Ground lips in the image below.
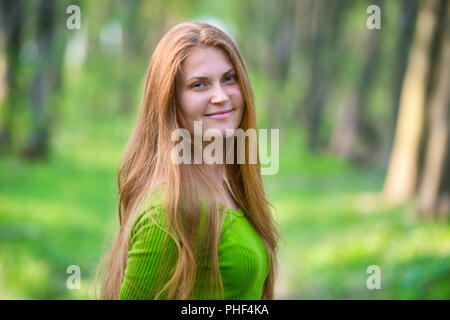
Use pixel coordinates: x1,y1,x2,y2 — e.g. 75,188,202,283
205,109,233,119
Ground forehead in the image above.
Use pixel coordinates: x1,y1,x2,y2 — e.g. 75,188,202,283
181,46,234,80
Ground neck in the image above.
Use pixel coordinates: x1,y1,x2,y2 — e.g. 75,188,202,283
199,139,230,197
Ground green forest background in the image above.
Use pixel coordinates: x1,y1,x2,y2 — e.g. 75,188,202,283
0,0,449,299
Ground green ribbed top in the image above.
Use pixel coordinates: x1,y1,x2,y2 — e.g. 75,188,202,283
118,194,269,300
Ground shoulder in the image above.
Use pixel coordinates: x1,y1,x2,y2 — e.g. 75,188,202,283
128,190,170,248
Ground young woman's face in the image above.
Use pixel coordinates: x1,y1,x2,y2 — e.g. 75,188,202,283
176,46,244,136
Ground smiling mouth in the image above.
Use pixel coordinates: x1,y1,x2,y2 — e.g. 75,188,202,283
205,109,233,119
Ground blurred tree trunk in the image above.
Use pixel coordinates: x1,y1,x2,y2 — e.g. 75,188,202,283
383,0,419,165
302,0,349,151
118,0,141,114
383,0,441,204
264,0,301,129
0,0,23,153
233,0,301,129
233,0,313,129
22,0,65,159
417,1,450,219
329,0,382,162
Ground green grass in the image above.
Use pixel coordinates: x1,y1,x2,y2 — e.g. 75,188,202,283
0,75,132,298
266,132,450,299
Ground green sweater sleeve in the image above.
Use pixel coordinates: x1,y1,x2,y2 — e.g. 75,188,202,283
118,207,178,300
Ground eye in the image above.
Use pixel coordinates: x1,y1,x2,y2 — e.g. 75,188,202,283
224,74,237,82
192,82,206,88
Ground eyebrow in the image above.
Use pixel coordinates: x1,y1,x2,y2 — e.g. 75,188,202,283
185,68,235,83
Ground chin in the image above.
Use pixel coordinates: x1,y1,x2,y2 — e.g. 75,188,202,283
212,122,239,136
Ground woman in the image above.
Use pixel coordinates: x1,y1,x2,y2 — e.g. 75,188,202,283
95,21,280,300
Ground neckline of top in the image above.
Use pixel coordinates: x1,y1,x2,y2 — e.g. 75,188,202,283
225,206,244,217
148,184,244,217
229,209,244,217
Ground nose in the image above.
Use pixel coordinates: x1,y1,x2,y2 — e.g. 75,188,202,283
210,85,230,104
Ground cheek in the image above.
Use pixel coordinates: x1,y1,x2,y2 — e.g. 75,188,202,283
228,87,245,123
228,87,244,110
179,92,209,119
